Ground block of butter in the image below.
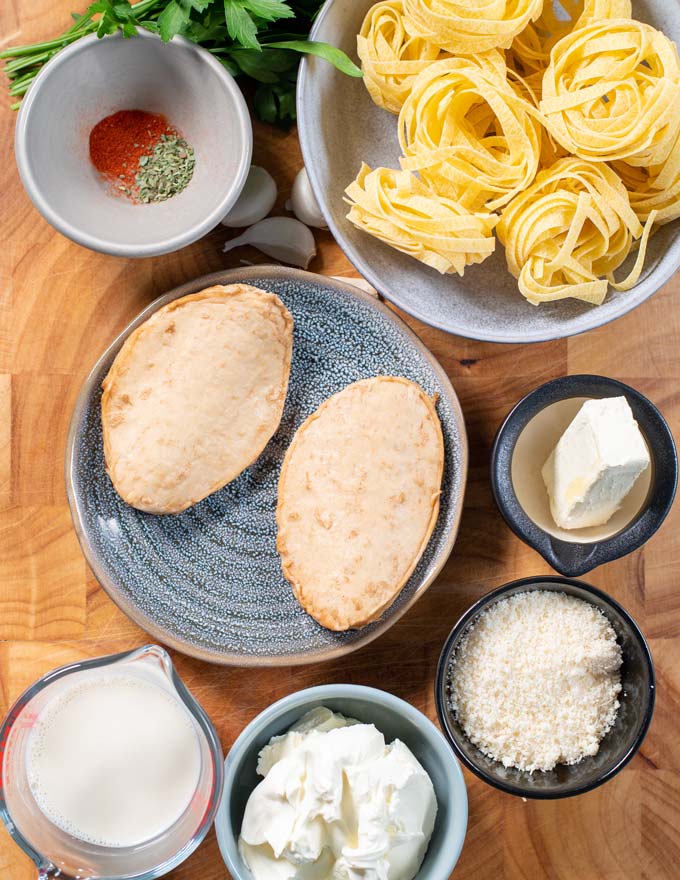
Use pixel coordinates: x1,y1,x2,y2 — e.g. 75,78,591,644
542,397,650,530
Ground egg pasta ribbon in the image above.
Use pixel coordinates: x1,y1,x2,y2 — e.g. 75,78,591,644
508,0,631,81
578,0,632,24
345,164,497,275
509,0,583,79
612,136,680,225
541,19,680,167
402,0,543,54
398,54,542,211
497,157,656,305
358,0,444,114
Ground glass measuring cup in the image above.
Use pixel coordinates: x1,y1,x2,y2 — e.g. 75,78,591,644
0,644,223,879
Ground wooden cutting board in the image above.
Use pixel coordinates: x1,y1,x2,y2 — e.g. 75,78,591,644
1,3,679,878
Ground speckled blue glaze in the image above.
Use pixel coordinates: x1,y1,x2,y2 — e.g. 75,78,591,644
66,268,467,666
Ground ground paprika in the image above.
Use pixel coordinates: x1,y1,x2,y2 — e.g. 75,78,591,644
89,109,173,197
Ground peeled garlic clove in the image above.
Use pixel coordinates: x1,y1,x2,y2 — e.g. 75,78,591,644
223,217,317,269
289,168,328,229
221,166,277,228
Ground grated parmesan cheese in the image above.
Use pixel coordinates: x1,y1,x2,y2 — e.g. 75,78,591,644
447,591,622,773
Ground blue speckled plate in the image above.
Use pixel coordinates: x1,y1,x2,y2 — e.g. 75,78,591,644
66,267,467,666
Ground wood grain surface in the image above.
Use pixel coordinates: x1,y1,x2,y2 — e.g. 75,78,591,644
1,4,679,878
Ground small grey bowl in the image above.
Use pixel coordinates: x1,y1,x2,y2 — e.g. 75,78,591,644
435,576,655,799
490,375,677,577
215,684,468,879
15,30,252,257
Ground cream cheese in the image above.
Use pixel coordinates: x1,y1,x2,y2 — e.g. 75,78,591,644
542,396,650,530
238,707,437,880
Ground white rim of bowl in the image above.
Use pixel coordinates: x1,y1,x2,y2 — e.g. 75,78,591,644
215,684,469,879
296,0,680,344
14,30,253,258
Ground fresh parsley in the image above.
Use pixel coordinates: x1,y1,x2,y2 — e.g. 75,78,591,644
1,0,361,126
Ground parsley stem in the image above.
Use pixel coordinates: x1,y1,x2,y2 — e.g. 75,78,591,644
0,0,160,59
9,80,32,97
7,69,37,86
0,36,82,59
4,51,55,73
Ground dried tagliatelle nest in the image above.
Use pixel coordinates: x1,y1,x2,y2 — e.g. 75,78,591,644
508,0,632,80
346,0,680,307
540,18,680,166
398,52,542,212
497,158,656,305
357,0,445,113
402,0,544,55
345,164,497,274
612,143,680,226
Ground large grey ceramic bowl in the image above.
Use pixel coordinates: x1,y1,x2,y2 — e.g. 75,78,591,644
298,0,680,342
66,267,467,666
15,30,252,257
215,685,468,879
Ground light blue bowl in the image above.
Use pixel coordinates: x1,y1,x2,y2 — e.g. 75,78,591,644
215,685,468,879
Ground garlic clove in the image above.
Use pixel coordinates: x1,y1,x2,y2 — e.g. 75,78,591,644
290,168,328,229
223,217,317,269
221,166,277,228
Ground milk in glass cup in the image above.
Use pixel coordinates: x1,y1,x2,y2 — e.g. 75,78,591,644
0,644,223,880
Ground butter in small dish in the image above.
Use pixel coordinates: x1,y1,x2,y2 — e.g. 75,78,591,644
542,396,651,531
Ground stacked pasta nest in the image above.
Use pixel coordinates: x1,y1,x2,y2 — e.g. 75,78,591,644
345,0,680,306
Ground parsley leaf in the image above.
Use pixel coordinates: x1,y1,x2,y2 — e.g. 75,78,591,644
242,0,295,22
223,0,260,50
255,79,297,127
2,0,363,128
265,39,362,77
158,0,192,41
229,46,298,81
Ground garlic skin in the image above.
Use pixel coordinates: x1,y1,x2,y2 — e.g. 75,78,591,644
223,217,317,269
289,168,328,229
221,166,277,228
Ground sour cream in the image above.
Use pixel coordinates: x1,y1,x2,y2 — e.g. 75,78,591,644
238,707,437,880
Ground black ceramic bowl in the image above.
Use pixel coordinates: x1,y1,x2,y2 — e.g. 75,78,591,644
491,375,677,577
435,576,655,799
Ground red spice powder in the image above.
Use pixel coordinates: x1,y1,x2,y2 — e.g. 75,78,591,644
89,109,174,194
